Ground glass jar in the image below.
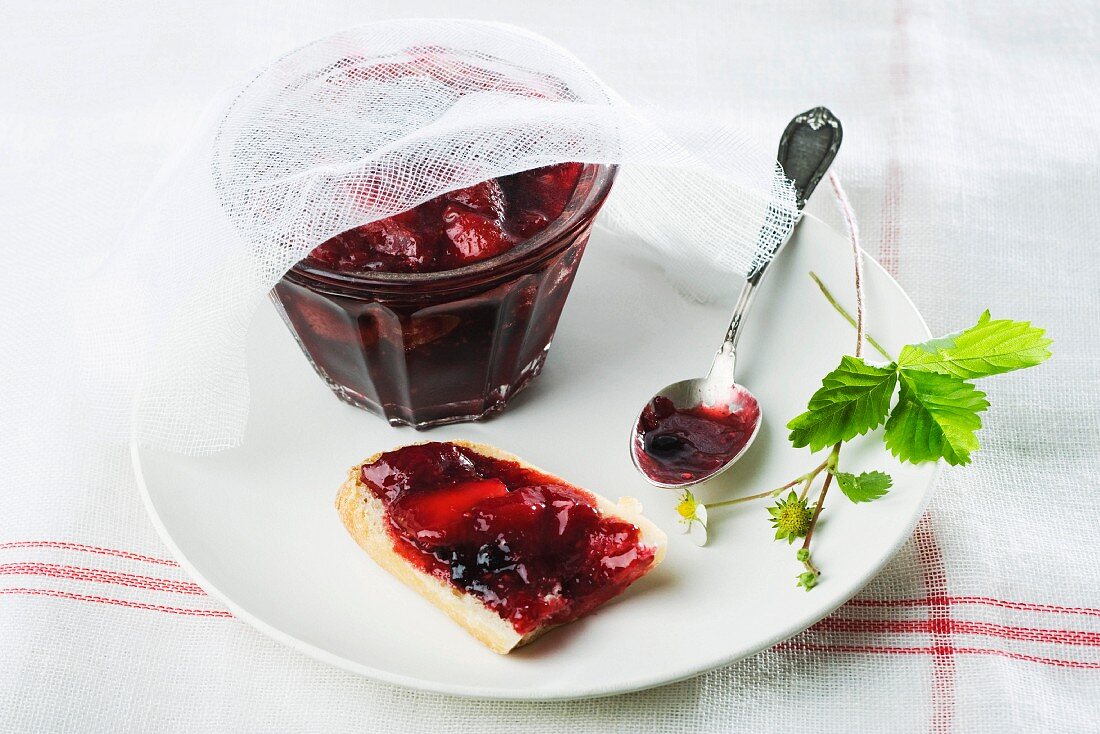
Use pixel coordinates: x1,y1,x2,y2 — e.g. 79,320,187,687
271,163,616,428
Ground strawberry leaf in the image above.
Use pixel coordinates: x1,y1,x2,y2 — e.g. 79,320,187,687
898,311,1052,379
884,370,989,465
834,470,892,503
787,356,898,452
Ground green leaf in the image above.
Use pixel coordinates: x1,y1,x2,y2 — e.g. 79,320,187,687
787,356,898,452
834,470,893,503
883,370,989,465
898,310,1052,379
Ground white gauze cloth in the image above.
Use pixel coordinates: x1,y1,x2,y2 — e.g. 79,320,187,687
79,19,796,456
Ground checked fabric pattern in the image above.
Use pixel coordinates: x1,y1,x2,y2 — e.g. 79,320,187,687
2,0,1098,731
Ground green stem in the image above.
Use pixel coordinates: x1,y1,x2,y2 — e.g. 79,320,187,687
707,486,789,509
801,552,819,577
800,443,841,564
809,272,894,361
798,474,814,501
709,458,831,510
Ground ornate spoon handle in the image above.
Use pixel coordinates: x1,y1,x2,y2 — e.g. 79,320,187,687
709,107,843,379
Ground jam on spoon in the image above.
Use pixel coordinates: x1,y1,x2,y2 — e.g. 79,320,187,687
633,394,761,486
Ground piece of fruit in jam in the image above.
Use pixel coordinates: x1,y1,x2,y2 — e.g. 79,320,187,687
359,442,657,634
633,395,760,485
305,163,583,274
389,478,509,546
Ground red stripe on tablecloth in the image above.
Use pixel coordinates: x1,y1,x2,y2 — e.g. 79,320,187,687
10,561,1096,649
879,0,907,280
776,641,1100,670
879,166,902,276
813,617,1100,648
882,4,952,724
0,541,179,566
0,562,205,595
9,582,1100,671
10,539,1099,618
0,588,232,618
7,539,1098,677
913,516,956,733
7,579,1099,672
845,596,1100,618
4,561,1099,674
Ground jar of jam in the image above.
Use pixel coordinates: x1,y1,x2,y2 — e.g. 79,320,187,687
271,162,616,428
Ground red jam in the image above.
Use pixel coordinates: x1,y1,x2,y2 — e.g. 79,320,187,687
633,395,760,484
273,162,612,428
359,442,657,635
306,163,583,273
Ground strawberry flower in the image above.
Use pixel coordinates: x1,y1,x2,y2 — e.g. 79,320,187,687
676,490,708,546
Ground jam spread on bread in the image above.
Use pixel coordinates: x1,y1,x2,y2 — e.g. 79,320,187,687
306,163,583,273
359,442,657,634
633,395,759,484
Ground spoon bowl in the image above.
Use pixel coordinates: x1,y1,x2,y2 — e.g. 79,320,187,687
629,379,762,488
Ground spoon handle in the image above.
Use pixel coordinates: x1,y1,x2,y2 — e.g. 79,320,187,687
708,107,843,379
777,106,844,210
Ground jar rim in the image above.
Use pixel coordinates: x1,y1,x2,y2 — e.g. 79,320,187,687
288,162,617,288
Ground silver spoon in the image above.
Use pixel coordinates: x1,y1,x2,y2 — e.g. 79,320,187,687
630,107,843,488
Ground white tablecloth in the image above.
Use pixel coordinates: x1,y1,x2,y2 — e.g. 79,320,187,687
3,1,1098,731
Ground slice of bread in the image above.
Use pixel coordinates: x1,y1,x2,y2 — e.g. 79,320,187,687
335,440,667,654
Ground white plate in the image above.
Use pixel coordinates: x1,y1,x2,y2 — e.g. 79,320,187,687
134,214,936,700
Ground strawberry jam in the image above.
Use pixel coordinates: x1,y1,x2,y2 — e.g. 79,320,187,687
306,164,583,274
633,395,760,484
359,442,657,635
272,162,615,428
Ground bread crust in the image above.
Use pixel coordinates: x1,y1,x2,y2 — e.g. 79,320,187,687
335,440,667,654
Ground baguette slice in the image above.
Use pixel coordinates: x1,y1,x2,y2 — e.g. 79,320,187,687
336,440,667,654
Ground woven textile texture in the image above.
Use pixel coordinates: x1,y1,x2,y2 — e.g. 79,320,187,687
2,1,1098,732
